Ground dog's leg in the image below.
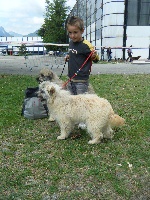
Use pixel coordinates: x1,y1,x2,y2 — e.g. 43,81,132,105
57,122,73,140
48,114,55,122
57,129,70,140
103,125,114,139
88,132,103,144
87,125,103,144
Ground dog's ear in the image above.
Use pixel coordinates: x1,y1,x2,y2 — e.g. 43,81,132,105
49,71,53,77
48,71,54,80
48,86,55,95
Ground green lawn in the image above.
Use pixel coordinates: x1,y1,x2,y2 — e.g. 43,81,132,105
0,74,149,199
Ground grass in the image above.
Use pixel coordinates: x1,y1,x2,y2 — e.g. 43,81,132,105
0,74,149,200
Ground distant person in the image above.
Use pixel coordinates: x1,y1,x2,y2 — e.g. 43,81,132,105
126,45,133,62
107,47,112,62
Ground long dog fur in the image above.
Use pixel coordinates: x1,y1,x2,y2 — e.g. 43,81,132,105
38,81,125,144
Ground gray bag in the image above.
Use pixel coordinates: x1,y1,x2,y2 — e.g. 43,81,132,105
21,87,48,119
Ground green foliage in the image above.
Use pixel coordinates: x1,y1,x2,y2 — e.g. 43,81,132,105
0,74,149,199
38,0,70,51
19,44,27,55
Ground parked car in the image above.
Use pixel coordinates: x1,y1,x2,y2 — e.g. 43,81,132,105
13,52,19,56
58,52,68,57
0,52,5,56
48,51,54,55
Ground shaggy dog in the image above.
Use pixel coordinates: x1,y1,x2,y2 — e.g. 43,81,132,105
36,68,95,94
36,68,64,86
36,68,95,122
38,81,125,144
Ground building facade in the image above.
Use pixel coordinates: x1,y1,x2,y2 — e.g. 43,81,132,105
0,36,46,55
69,0,150,60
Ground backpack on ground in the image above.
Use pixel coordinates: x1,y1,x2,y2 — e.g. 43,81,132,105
21,87,49,120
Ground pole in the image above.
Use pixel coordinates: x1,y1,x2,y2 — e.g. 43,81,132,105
123,0,128,60
101,0,103,59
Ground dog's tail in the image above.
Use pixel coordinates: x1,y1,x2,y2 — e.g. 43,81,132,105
109,113,125,127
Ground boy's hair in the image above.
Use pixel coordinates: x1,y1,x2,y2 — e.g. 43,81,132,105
67,16,84,30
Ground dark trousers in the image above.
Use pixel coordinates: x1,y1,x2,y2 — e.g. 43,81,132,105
126,53,132,62
67,81,89,95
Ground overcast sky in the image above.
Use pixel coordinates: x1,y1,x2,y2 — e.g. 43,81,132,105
0,0,76,35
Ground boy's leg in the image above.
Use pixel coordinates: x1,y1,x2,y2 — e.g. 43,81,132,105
67,81,89,95
67,82,77,95
75,82,89,94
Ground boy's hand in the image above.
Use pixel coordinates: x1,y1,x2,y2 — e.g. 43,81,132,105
65,55,69,62
91,51,97,60
91,51,99,63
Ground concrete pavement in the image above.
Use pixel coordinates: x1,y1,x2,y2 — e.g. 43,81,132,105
0,55,150,75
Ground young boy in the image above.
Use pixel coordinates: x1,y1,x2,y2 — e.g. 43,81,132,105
65,16,99,95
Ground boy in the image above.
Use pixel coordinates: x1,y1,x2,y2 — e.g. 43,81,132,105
65,16,99,95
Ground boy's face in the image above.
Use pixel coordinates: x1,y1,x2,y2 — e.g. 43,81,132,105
67,25,84,43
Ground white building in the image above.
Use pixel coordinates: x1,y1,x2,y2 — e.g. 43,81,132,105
69,0,150,60
0,36,46,55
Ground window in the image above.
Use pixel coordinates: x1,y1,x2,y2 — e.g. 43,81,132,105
127,0,150,26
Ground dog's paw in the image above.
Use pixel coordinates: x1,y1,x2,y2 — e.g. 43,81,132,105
88,139,100,144
48,117,55,122
57,135,66,140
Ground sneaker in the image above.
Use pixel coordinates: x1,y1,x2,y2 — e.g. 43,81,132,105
78,123,87,130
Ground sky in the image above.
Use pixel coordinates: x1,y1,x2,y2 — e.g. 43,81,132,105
0,0,76,35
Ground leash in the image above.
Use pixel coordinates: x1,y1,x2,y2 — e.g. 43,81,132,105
62,50,95,88
59,62,67,79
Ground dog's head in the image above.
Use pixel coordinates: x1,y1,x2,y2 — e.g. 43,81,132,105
36,68,54,83
38,81,60,102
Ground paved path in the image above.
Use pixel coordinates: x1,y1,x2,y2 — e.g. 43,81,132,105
0,55,150,76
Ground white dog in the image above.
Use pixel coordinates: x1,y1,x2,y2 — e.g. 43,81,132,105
38,81,125,144
37,68,95,123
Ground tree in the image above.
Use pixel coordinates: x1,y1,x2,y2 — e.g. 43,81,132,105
19,44,27,55
38,0,70,51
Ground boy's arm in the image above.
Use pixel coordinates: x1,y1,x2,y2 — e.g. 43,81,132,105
83,40,99,63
